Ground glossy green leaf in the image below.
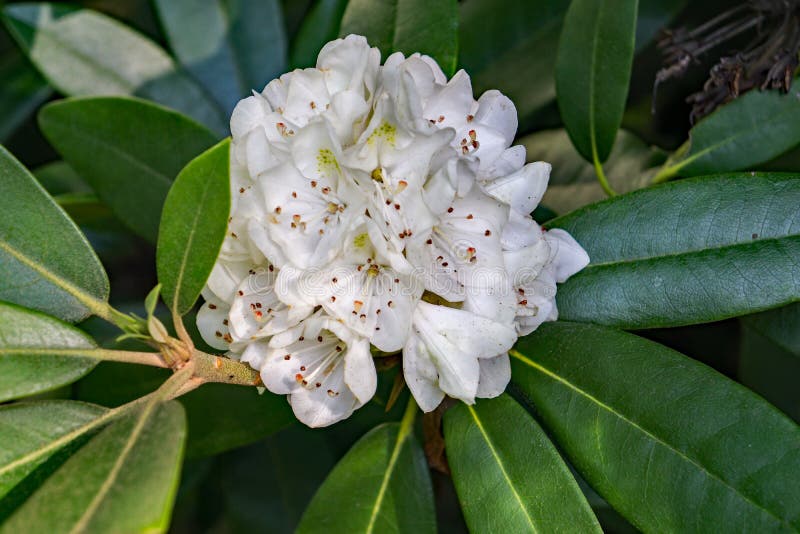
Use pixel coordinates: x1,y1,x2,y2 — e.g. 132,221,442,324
2,3,227,134
297,421,436,533
219,425,352,532
549,173,800,328
0,401,107,502
290,0,348,68
655,77,800,181
511,322,800,532
154,0,286,114
180,384,294,458
38,96,218,242
0,302,98,402
1,401,186,534
444,394,601,533
0,144,109,322
556,0,638,163
521,128,665,214
340,0,458,76
459,0,566,129
157,139,230,315
0,47,51,142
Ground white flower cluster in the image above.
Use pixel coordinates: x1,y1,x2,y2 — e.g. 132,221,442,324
197,35,589,427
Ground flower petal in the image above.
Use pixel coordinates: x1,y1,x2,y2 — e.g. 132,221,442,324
545,228,591,283
289,374,361,428
403,334,445,412
483,161,550,215
196,293,232,350
476,353,511,399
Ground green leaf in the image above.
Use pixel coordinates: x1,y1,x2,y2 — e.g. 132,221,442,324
1,401,187,533
33,161,90,196
0,47,51,142
444,394,601,533
54,193,121,232
742,303,800,357
556,0,639,164
549,173,800,328
459,0,567,129
218,425,338,532
0,144,109,322
157,139,230,315
339,0,458,77
297,420,436,533
520,128,666,214
154,0,286,114
290,0,348,68
655,78,800,181
0,401,107,502
2,3,227,134
38,96,218,242
510,322,800,532
145,285,161,318
180,383,294,458
0,302,99,402
740,313,800,422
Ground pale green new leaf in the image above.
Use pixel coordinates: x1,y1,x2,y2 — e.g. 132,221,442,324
157,139,231,315
655,77,800,181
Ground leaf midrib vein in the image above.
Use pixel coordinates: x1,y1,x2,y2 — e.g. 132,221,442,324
0,239,104,315
467,405,538,533
170,165,216,313
365,420,413,534
68,400,159,533
580,234,800,271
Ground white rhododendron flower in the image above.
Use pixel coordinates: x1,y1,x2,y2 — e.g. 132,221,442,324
197,35,589,427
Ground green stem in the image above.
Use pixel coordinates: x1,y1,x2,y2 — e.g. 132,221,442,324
192,350,263,387
652,164,679,184
0,348,165,367
398,395,418,436
593,155,617,197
